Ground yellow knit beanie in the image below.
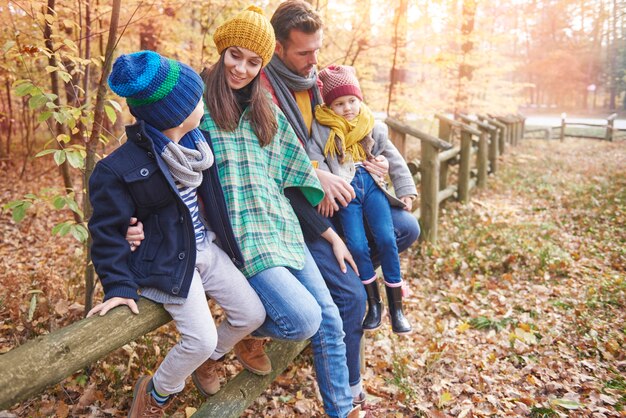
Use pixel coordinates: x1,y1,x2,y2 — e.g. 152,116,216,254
213,5,276,67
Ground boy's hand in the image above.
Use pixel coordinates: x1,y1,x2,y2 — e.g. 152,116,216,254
126,217,144,251
87,297,139,317
362,155,389,178
400,196,415,212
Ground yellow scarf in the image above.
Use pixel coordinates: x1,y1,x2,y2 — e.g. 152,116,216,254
315,102,375,163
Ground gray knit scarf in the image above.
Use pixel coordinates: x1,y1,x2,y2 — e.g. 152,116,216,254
144,123,213,189
264,55,324,144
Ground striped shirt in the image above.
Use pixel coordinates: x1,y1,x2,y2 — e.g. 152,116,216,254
200,105,324,278
175,180,206,243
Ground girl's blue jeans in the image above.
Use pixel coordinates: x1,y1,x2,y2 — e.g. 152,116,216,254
338,167,402,284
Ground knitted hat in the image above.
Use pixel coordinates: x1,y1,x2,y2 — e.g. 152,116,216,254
108,50,204,130
213,5,276,67
318,65,363,106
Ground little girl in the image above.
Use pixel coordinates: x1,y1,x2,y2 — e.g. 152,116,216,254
87,51,265,416
310,65,417,334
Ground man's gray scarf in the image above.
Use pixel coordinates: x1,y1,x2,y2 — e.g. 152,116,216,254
264,55,324,144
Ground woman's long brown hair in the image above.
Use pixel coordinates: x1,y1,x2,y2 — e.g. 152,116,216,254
201,53,278,147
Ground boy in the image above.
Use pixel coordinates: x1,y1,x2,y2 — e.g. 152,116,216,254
310,64,416,334
87,50,265,417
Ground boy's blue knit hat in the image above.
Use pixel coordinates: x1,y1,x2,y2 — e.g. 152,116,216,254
108,50,204,130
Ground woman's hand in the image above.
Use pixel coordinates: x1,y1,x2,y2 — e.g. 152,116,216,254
126,217,144,252
362,155,389,178
87,297,139,317
321,228,359,275
317,198,336,218
400,195,415,212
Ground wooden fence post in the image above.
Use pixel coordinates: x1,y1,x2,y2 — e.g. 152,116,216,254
421,141,440,243
606,113,617,141
437,115,454,193
389,127,407,157
477,131,488,188
560,113,566,142
458,129,472,203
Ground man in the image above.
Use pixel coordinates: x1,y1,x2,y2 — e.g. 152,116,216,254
261,0,421,411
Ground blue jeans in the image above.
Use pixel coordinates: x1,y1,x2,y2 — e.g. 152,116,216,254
248,247,353,418
305,236,366,388
338,167,401,284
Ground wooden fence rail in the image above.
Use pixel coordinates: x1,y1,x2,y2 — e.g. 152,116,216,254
0,112,525,416
387,113,524,243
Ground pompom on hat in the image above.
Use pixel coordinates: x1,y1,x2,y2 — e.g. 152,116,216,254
318,65,363,106
213,5,276,67
108,50,204,130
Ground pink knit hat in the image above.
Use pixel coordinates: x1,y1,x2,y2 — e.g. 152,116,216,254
318,65,363,106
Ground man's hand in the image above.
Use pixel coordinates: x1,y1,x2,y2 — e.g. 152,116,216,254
316,169,355,212
321,228,359,275
362,155,389,178
400,196,415,212
126,217,144,252
87,297,139,317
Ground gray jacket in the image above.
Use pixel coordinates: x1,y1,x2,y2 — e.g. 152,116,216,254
308,120,417,207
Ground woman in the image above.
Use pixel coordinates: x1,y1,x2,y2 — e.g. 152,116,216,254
196,6,360,418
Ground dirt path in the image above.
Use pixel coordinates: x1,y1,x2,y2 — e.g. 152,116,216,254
2,138,625,417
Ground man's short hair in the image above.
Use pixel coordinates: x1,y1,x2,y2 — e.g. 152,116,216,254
270,0,323,44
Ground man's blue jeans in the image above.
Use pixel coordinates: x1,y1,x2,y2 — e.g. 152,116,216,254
248,247,353,418
338,167,401,284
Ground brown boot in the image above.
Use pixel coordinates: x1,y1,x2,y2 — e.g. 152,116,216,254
191,358,222,397
128,376,168,418
347,404,361,418
234,337,272,375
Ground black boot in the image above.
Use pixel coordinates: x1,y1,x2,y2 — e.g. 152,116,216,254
362,281,383,331
385,284,412,335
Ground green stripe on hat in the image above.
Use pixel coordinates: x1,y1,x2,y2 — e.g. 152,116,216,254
127,59,181,107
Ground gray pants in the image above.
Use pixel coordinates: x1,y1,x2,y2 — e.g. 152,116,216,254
152,237,265,395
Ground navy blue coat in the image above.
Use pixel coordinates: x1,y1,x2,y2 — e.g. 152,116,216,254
88,121,243,301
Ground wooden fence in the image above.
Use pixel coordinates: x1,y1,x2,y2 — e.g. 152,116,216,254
0,113,525,415
525,113,623,141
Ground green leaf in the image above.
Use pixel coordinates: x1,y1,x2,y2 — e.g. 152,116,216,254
28,94,49,109
70,224,89,243
45,65,57,73
56,134,71,144
53,150,66,166
51,223,65,235
63,39,78,51
107,99,123,112
12,202,31,222
104,105,117,124
15,82,34,97
37,112,53,122
59,71,72,83
35,149,57,158
52,196,66,209
550,398,583,410
66,151,84,169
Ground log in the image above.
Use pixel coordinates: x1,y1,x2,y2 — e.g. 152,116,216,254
0,299,171,410
193,340,309,417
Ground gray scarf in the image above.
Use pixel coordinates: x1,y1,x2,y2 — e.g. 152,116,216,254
264,55,324,144
145,123,214,189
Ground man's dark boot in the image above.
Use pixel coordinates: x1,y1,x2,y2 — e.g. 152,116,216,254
385,284,412,335
362,281,383,331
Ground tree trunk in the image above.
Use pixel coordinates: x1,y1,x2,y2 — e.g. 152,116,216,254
386,0,408,116
455,0,477,115
83,0,121,315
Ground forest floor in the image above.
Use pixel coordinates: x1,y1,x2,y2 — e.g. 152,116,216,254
0,137,625,417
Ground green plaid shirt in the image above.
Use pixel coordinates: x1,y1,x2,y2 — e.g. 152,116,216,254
201,106,324,278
